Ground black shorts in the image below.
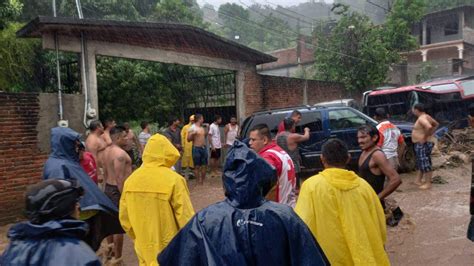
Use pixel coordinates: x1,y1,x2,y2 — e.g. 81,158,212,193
104,184,121,207
210,148,221,159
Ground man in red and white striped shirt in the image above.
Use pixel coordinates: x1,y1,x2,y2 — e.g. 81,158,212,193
374,108,406,171
249,124,297,207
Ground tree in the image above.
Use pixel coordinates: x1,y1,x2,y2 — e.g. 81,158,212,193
0,0,22,29
0,22,41,92
152,0,207,27
218,3,255,44
314,5,391,91
382,0,425,62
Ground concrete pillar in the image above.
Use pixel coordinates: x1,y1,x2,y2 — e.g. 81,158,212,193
459,10,465,39
458,44,464,59
421,49,428,62
235,70,246,123
86,50,98,119
422,20,427,46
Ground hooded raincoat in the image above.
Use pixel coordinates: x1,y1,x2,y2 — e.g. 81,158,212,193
181,123,194,168
158,141,328,266
295,168,389,266
43,127,121,250
0,219,101,266
120,134,195,266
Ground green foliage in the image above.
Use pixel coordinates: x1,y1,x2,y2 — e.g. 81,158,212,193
314,7,391,91
382,0,425,61
97,57,174,124
417,62,434,83
0,22,41,92
152,0,207,27
0,0,22,29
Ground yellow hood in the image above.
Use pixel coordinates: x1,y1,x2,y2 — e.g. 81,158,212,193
142,134,180,168
320,168,360,191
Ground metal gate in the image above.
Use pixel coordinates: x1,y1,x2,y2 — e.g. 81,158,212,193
176,72,237,124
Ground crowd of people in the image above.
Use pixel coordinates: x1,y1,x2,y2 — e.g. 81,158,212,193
2,102,464,266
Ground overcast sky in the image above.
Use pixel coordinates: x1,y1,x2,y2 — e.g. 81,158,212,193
197,0,333,9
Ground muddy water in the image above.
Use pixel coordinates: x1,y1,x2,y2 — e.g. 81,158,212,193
386,163,474,265
2,168,473,265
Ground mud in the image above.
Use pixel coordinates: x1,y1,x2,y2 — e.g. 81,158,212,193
1,167,473,265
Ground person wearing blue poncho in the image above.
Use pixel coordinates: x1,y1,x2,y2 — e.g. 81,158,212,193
158,141,329,266
43,127,123,251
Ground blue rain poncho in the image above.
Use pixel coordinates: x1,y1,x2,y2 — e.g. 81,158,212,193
0,219,100,266
158,141,329,266
43,127,122,250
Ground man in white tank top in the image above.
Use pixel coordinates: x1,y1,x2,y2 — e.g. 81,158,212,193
224,116,240,147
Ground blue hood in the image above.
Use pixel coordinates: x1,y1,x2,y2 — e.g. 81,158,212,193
1,219,101,265
8,219,88,240
50,127,81,162
223,141,276,209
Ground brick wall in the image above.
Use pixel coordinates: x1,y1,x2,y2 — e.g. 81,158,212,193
250,75,348,112
0,93,47,225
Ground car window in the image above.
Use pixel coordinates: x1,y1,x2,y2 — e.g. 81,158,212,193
429,83,458,92
246,113,287,138
329,109,367,130
461,80,474,96
296,111,322,133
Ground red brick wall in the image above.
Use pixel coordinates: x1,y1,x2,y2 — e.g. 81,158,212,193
0,93,47,225
251,75,348,112
243,70,263,116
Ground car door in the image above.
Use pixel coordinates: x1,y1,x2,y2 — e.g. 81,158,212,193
298,111,328,174
327,108,374,170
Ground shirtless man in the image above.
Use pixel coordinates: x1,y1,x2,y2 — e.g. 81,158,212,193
187,114,207,185
412,103,439,190
101,126,132,264
101,119,116,146
357,125,402,204
123,122,142,169
85,120,107,184
276,118,310,188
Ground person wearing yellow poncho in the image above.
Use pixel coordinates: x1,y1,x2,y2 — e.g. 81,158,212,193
181,115,195,179
295,139,389,266
119,134,195,266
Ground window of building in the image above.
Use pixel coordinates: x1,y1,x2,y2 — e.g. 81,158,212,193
445,21,459,36
452,58,463,73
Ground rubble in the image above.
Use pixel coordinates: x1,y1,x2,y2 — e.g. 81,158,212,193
432,128,473,170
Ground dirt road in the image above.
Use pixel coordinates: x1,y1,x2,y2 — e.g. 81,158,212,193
2,165,473,265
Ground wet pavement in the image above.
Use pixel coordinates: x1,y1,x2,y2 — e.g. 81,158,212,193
1,166,473,265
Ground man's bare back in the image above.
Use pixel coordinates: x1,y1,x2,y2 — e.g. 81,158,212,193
412,114,437,143
102,145,132,192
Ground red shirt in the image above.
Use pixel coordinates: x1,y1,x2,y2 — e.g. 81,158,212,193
258,142,296,206
80,151,98,184
277,121,296,134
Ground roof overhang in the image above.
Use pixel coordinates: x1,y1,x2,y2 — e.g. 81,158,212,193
17,16,277,65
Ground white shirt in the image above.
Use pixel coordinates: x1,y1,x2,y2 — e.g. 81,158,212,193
209,123,222,149
138,131,151,146
226,124,239,146
376,121,404,159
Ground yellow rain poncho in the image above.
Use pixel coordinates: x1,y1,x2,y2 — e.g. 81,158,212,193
119,134,195,266
181,120,194,168
295,168,389,266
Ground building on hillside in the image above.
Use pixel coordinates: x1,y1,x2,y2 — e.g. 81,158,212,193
390,5,474,85
257,35,315,78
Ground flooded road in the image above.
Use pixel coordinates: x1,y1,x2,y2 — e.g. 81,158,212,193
2,165,473,265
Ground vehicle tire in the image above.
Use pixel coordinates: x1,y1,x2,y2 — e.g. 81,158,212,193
399,143,416,173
